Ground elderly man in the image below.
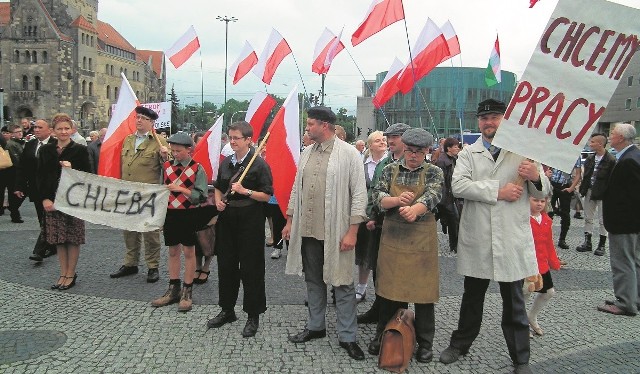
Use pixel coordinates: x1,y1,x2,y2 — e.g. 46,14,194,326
283,106,368,361
369,128,444,363
355,139,366,157
70,120,88,146
439,99,549,374
110,106,169,283
599,123,640,316
87,127,107,174
15,119,57,261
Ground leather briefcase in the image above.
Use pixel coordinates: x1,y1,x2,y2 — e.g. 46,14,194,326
378,308,416,373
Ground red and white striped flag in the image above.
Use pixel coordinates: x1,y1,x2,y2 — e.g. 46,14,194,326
312,28,345,74
229,41,258,85
253,29,292,85
440,20,461,63
98,73,139,178
264,86,300,217
372,57,404,108
397,18,450,94
165,26,200,69
245,92,277,142
351,0,405,46
192,115,224,182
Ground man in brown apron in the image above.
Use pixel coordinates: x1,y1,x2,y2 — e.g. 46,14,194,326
369,128,444,363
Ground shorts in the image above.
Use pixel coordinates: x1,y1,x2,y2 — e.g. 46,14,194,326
163,209,197,246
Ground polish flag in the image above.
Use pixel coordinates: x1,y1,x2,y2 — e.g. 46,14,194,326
440,20,461,63
98,73,139,179
312,28,345,74
245,92,277,142
351,0,405,46
396,18,450,94
264,86,300,217
229,41,258,85
529,0,540,8
165,26,200,69
192,115,224,182
372,57,404,108
253,29,292,85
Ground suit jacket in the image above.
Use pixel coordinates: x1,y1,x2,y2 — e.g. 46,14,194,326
603,145,640,234
37,140,91,201
120,133,168,184
16,137,57,200
87,139,101,174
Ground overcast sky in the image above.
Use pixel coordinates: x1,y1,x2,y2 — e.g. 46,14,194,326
95,0,640,114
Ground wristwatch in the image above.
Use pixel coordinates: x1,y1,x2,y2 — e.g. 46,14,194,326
247,189,253,196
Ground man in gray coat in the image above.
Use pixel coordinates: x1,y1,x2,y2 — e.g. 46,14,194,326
439,99,549,374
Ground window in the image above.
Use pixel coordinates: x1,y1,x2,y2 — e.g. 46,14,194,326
82,80,86,95
106,85,111,99
124,68,128,77
82,33,85,44
83,57,87,69
628,76,634,86
105,64,109,74
42,51,48,63
14,50,19,62
114,86,119,99
89,82,93,96
625,98,632,110
32,51,37,63
88,58,92,70
636,97,640,108
22,75,28,90
33,26,37,37
110,65,114,75
25,50,31,62
90,36,94,46
35,76,41,90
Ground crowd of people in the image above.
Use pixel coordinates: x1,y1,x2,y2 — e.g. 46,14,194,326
2,98,639,374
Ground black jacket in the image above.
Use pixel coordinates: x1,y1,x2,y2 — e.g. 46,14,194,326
36,140,91,202
579,151,616,200
16,137,57,200
603,146,640,234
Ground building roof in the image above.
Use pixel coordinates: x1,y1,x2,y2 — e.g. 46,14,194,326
70,15,97,34
97,20,136,53
0,3,9,27
137,49,165,77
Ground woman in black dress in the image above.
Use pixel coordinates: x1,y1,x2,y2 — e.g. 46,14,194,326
37,113,91,290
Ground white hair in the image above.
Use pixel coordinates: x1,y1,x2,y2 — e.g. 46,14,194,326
612,122,636,141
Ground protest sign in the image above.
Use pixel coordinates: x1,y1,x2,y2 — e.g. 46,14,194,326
111,102,171,130
55,168,169,232
492,0,640,172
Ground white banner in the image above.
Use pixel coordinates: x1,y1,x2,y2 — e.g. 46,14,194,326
492,0,640,172
55,168,169,232
111,102,171,130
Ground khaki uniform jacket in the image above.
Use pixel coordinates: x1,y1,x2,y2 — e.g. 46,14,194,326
121,134,168,184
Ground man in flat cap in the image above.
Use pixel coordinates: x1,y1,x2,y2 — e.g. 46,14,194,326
283,106,368,360
357,122,410,325
369,128,444,363
110,105,169,283
440,99,549,374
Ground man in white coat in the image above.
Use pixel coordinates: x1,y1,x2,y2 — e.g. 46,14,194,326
282,106,368,361
439,99,550,374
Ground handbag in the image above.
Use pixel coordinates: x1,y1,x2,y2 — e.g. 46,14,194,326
0,147,12,170
378,308,416,373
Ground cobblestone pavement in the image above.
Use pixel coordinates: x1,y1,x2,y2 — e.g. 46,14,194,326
1,203,639,373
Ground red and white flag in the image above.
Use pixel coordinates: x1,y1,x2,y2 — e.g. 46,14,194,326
192,115,224,182
253,29,292,85
165,26,200,69
312,28,345,75
372,57,404,108
264,86,300,217
397,18,450,94
529,0,540,8
98,73,139,178
351,0,405,46
440,20,461,63
245,92,277,142
229,41,258,85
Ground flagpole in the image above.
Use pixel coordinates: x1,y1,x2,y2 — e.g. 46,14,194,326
400,2,422,129
343,47,390,127
290,52,310,107
200,49,204,129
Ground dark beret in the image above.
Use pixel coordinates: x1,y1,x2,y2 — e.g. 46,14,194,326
476,99,506,116
383,123,411,136
402,128,434,149
135,106,159,120
307,106,336,124
167,132,193,147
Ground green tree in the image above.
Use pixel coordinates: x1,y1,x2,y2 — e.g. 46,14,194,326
336,107,356,142
169,85,180,134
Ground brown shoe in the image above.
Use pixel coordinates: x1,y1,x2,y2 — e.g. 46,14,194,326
178,286,193,312
151,283,180,307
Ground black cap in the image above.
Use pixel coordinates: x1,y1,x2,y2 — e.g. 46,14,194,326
307,106,336,124
135,106,159,120
476,99,506,117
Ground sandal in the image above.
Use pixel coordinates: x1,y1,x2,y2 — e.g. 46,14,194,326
194,270,210,284
51,276,65,290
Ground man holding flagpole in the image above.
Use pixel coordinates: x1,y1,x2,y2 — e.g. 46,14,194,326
110,106,169,283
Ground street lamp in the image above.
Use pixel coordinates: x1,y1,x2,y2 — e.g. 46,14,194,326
216,15,238,107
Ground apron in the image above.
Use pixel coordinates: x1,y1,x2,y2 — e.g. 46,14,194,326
376,165,439,304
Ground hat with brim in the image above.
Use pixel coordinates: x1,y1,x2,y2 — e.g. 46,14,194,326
383,123,411,136
401,128,434,149
135,106,159,120
476,99,506,117
167,132,193,147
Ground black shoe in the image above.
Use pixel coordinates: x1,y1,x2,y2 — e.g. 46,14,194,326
59,274,77,291
440,346,466,364
207,310,238,329
557,240,569,249
574,212,583,219
51,276,65,290
242,316,259,338
416,346,433,363
339,341,365,361
110,265,138,278
367,335,381,355
288,328,327,343
146,268,159,283
43,248,57,258
357,308,378,324
29,254,44,262
11,217,24,223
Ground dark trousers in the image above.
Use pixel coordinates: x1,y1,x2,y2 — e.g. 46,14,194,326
368,226,383,314
215,204,267,316
4,169,24,219
449,276,530,365
266,203,286,249
32,198,56,256
439,203,460,251
377,296,435,350
551,182,572,240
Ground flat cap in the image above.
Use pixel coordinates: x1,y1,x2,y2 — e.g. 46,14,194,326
307,106,336,124
383,123,411,136
167,132,193,147
402,128,434,149
476,98,506,116
135,106,159,120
